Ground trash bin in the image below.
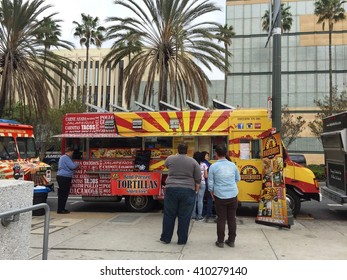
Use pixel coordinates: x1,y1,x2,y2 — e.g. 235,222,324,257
32,186,50,216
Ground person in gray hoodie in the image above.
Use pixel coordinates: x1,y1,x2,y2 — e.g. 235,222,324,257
160,142,201,245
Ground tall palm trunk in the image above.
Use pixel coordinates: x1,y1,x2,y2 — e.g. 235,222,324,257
174,46,178,107
0,77,8,118
85,45,90,103
223,42,228,103
328,21,333,115
160,60,169,103
43,47,48,102
0,55,10,117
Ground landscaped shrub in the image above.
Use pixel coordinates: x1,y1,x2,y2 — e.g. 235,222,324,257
307,164,326,181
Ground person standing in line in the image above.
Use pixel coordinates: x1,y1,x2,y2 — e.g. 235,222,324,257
56,147,79,214
191,151,208,221
160,142,201,245
208,144,240,248
200,151,214,221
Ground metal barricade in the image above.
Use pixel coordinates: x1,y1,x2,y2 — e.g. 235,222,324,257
0,203,50,260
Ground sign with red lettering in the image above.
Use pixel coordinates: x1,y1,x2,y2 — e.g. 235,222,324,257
70,159,134,196
110,171,162,196
63,113,117,134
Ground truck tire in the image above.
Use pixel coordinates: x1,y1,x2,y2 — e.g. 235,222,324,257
286,188,301,217
49,161,58,171
125,196,155,212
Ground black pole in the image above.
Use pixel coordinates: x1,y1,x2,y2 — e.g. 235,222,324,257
272,0,281,132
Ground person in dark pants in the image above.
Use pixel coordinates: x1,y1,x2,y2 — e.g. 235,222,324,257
160,142,201,245
208,144,240,248
56,147,79,214
200,151,214,220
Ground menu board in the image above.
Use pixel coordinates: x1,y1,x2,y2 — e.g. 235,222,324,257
70,159,134,196
255,132,291,228
63,113,117,134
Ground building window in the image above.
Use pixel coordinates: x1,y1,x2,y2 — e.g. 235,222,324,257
95,61,99,86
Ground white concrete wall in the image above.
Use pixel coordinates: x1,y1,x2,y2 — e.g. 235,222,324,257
0,180,34,260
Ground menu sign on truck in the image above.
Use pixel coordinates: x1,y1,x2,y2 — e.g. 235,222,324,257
70,159,134,196
63,113,118,136
256,132,290,228
110,171,161,196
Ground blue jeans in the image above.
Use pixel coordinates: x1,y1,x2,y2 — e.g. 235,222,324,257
160,187,196,244
204,189,214,217
192,183,206,219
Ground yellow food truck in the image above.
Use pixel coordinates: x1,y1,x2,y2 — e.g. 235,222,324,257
55,108,320,214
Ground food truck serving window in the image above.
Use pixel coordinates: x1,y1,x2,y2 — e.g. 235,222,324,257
145,137,172,148
90,137,142,149
88,137,143,159
251,140,261,159
239,139,261,160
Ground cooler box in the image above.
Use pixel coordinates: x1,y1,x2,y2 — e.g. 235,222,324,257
32,186,50,216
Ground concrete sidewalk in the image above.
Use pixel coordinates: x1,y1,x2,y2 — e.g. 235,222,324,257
29,212,347,260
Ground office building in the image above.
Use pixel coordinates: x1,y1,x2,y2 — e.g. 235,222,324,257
222,0,347,163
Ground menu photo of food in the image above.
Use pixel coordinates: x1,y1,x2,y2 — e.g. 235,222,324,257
150,149,173,159
90,148,138,159
262,157,272,176
272,155,283,173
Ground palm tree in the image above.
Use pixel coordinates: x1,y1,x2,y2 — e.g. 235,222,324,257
216,24,235,103
37,17,73,66
113,31,142,65
262,3,293,33
0,0,74,118
314,0,346,115
103,0,228,109
110,31,142,108
36,16,74,107
171,25,186,108
73,13,106,104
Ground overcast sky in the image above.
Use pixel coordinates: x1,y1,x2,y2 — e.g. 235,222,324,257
44,0,226,79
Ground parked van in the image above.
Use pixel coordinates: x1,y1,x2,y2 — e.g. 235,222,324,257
42,151,62,171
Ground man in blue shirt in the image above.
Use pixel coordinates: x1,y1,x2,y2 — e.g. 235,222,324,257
56,147,79,214
208,144,240,248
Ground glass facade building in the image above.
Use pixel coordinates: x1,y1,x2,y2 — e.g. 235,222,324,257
218,0,347,158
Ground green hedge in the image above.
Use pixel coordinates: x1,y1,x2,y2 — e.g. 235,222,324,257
307,164,326,181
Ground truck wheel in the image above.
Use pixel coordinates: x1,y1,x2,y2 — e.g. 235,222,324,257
125,196,155,212
49,161,58,171
286,188,301,217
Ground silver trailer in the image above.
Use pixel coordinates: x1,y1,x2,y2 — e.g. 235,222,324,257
321,111,347,204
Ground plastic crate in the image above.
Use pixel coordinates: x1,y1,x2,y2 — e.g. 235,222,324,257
32,187,50,216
